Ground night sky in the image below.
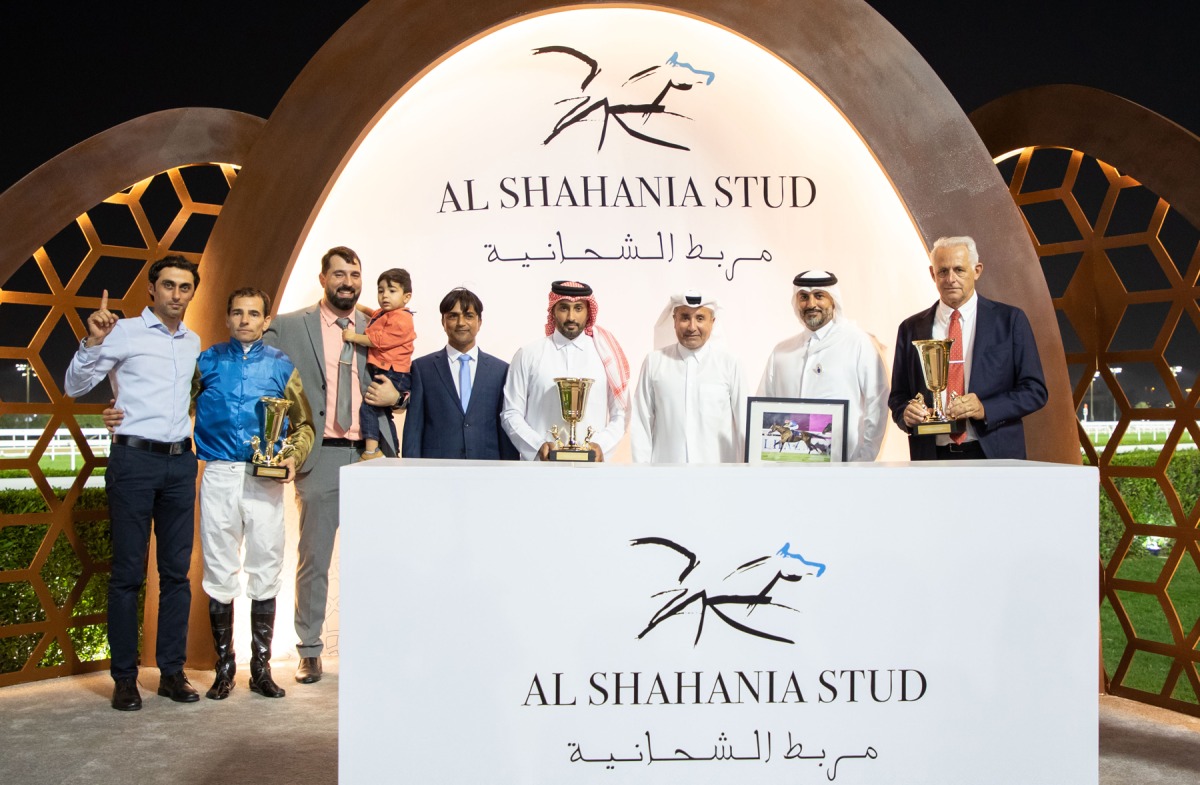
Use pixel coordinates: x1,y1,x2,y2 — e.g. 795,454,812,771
1,1,1195,192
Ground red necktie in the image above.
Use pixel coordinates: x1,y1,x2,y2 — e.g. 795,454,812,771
948,309,966,444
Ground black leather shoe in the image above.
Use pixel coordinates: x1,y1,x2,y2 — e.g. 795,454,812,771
112,677,142,711
157,672,201,703
295,656,322,684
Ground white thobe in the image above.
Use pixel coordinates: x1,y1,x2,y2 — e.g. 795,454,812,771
631,342,745,463
758,319,889,461
502,331,626,460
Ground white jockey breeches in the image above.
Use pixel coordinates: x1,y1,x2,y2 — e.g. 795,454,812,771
200,461,285,603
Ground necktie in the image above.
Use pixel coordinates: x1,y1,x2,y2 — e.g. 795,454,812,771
947,309,966,444
335,317,353,431
458,355,472,413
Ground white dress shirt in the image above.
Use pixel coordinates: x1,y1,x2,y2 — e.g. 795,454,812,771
64,307,200,443
501,331,626,460
631,342,745,463
758,318,889,461
445,345,479,397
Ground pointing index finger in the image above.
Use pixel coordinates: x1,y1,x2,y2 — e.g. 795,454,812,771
99,290,109,311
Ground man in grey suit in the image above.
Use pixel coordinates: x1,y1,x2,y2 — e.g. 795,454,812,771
402,288,518,460
264,245,401,684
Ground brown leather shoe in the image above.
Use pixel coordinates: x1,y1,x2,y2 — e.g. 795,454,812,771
295,656,323,684
157,672,200,703
112,676,142,711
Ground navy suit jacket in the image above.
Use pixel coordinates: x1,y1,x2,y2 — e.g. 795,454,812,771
402,347,518,460
888,295,1047,460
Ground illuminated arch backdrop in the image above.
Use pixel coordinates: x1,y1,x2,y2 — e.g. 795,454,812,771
199,0,1075,463
2,0,1087,689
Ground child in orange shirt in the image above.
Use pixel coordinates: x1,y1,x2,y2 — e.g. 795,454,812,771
342,268,416,459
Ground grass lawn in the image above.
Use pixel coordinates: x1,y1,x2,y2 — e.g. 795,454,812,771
1089,431,1196,448
1101,554,1200,704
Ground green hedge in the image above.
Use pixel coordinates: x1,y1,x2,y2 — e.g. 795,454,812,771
0,486,112,673
1100,449,1200,561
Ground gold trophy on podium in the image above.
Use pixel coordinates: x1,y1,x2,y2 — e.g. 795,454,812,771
911,339,964,436
548,377,597,462
250,396,295,478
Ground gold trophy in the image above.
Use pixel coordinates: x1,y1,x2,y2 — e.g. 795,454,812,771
911,339,964,436
547,377,597,462
250,396,295,478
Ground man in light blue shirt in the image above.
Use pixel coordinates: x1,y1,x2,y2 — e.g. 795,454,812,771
64,255,202,711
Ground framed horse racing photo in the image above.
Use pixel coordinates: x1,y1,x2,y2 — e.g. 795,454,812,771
745,397,850,464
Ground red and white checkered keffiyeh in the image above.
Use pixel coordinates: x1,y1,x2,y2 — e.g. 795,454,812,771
546,285,630,411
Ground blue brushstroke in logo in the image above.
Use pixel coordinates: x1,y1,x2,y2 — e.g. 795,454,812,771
777,542,826,577
666,52,715,85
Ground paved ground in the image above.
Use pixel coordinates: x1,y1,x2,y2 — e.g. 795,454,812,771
0,665,1197,783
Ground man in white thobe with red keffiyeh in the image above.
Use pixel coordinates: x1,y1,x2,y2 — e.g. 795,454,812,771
501,280,630,461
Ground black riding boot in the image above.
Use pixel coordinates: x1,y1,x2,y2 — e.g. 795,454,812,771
206,598,235,700
249,598,286,698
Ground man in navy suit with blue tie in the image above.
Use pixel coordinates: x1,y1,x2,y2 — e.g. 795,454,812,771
402,288,518,460
889,236,1048,460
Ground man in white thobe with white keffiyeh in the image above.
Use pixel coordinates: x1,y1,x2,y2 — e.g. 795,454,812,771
758,270,890,462
631,291,745,463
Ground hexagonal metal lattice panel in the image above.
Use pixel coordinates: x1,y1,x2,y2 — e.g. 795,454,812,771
0,164,236,685
1002,146,1200,715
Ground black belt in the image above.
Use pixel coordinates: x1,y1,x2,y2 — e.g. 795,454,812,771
322,438,364,449
936,441,985,459
113,435,193,455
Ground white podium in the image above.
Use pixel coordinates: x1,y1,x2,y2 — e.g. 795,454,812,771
340,460,1098,784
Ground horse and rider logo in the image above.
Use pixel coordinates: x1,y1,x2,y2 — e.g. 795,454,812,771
631,538,826,645
532,46,715,151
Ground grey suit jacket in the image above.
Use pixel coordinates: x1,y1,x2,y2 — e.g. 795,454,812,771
264,302,397,473
402,347,517,460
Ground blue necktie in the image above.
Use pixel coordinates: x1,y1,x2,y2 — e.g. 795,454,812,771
458,355,472,413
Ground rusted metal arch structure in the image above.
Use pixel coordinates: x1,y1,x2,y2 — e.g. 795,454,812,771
972,84,1200,716
0,108,264,686
972,85,1200,229
0,108,264,287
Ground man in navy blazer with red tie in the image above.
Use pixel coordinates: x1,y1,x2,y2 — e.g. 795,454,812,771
402,288,518,460
889,236,1048,460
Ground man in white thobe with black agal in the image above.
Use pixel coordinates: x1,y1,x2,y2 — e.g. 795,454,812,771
759,270,889,461
631,291,745,463
502,280,630,461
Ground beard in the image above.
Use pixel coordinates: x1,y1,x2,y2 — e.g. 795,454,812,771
802,310,830,330
327,287,359,311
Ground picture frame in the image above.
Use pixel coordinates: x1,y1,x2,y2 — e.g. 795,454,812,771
745,397,850,464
